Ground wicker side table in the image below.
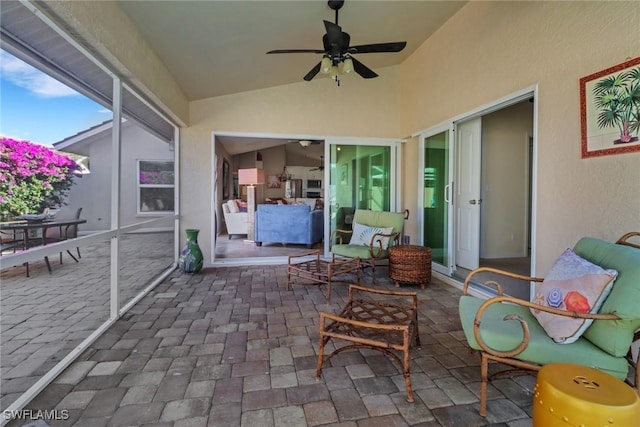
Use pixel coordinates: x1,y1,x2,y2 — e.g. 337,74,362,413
388,245,432,289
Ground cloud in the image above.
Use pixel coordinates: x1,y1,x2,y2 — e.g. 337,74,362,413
0,50,79,98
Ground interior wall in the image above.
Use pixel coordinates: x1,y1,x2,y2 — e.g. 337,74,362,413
213,139,232,237
481,101,534,258
399,1,640,274
286,145,323,167
258,145,286,201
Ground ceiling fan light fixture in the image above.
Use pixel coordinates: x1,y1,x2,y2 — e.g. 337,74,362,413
343,57,354,74
299,140,312,148
330,65,339,80
320,56,331,74
277,166,293,182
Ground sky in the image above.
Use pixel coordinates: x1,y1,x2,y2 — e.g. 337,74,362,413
0,49,111,147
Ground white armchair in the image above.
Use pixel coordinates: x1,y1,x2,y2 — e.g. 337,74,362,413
222,200,248,239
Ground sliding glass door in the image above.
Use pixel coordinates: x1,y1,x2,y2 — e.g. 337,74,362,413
421,130,453,274
327,139,398,253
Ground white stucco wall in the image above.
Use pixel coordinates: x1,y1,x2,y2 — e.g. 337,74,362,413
59,123,174,232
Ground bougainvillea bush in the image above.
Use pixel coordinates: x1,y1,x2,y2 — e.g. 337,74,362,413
0,137,79,221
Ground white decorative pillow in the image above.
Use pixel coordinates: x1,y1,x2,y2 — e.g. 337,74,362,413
531,248,617,344
349,222,394,250
227,200,239,213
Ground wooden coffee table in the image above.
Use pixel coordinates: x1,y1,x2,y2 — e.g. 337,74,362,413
287,250,361,302
316,284,420,402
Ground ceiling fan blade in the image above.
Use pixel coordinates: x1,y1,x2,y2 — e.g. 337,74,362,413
323,20,343,46
267,49,325,54
350,56,378,79
303,62,322,81
349,41,407,54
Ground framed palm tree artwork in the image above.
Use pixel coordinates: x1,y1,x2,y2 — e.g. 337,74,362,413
580,56,640,158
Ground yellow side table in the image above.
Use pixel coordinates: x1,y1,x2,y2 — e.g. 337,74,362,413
533,363,639,426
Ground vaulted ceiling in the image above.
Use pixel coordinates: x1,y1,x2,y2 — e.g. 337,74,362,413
118,1,467,101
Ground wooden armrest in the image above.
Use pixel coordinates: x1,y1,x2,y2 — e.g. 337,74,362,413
463,267,544,296
367,231,400,258
616,231,640,249
473,295,621,358
330,228,353,248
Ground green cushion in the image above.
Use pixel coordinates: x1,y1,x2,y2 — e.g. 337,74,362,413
332,210,404,259
332,244,388,260
459,295,629,379
353,210,405,235
574,237,640,357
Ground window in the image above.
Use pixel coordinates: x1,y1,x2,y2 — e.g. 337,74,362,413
137,160,175,214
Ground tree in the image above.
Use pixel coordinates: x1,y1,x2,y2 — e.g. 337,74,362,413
593,66,640,144
0,137,79,221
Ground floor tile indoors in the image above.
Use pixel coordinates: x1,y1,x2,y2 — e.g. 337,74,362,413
3,263,536,427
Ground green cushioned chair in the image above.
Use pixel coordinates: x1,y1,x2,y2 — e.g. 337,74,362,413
330,209,407,284
458,232,640,416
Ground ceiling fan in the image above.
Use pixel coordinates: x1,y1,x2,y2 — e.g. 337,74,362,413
310,155,325,171
267,0,406,84
298,140,322,148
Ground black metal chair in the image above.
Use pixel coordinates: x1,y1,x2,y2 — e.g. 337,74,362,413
57,207,83,263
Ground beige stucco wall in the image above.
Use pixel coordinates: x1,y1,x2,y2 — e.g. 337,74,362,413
399,1,640,273
185,70,402,259
401,136,420,244
44,1,639,273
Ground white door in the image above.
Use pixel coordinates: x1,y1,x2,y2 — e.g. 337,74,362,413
455,118,482,270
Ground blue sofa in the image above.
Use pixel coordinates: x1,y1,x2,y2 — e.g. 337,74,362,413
255,204,323,248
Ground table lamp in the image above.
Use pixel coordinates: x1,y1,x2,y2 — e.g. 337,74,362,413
238,168,265,241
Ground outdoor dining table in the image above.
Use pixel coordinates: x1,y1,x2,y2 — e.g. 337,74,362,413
0,217,87,275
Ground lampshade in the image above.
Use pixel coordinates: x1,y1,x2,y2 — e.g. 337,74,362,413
343,57,354,74
320,56,331,74
238,168,265,185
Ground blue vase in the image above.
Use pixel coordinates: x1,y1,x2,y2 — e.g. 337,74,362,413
179,229,203,273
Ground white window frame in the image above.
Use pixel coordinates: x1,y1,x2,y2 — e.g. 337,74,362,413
137,159,175,215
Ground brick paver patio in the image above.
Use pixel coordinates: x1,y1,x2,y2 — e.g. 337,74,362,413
1,232,175,411
3,261,536,426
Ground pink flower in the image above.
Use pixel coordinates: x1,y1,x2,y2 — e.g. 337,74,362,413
0,137,78,219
